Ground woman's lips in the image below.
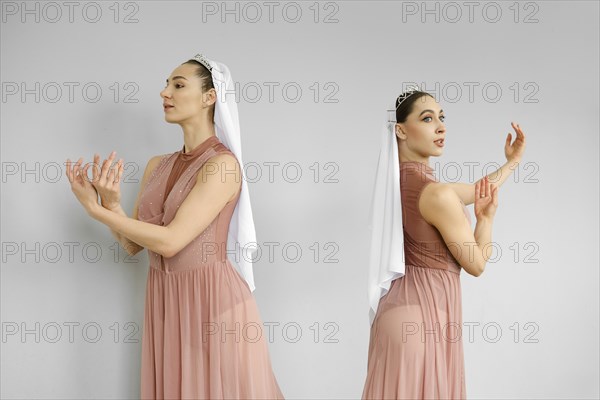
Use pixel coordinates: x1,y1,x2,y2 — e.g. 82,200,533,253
434,139,444,147
164,105,174,111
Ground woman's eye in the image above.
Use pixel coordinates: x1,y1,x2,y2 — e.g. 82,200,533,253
423,116,445,122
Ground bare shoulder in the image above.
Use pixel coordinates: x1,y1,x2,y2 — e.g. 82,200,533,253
140,154,169,186
147,153,169,170
417,181,483,276
205,152,239,165
199,152,241,176
418,182,464,226
196,152,241,203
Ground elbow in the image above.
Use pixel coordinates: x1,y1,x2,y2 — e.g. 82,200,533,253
161,244,175,259
157,228,177,258
160,241,180,259
464,261,484,277
474,262,485,277
160,228,190,258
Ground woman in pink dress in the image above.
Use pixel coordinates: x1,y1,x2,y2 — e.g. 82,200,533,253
363,85,526,399
66,54,284,399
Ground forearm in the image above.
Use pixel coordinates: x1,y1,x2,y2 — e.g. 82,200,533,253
484,158,520,190
88,204,170,257
474,216,494,274
461,159,520,205
103,203,144,256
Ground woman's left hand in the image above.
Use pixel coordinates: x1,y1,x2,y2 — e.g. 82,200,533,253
66,157,99,215
505,122,526,162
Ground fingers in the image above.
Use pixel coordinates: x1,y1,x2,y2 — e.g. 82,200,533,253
107,159,122,184
484,176,489,197
116,159,123,184
100,151,115,181
93,153,100,182
512,121,525,140
107,157,122,185
511,122,518,137
492,185,499,206
67,152,123,192
479,176,487,198
68,153,121,187
476,176,490,199
94,151,119,185
81,161,92,184
72,157,83,182
107,165,116,182
65,159,72,182
82,163,91,184
66,157,84,184
518,125,525,142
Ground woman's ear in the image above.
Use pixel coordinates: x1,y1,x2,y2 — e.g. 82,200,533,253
204,88,217,107
395,123,404,139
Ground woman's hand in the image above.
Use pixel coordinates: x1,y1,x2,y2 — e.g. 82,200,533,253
65,157,100,214
505,122,526,162
474,176,498,220
91,151,123,210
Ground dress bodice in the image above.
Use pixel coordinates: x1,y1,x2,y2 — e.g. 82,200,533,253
137,136,241,273
400,161,472,274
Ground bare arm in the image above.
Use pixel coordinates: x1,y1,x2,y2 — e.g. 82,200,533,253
164,154,241,257
446,158,520,206
105,203,144,256
103,155,164,256
88,154,241,258
419,184,494,277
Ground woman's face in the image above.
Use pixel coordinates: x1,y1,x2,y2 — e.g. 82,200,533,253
160,63,215,124
395,95,446,160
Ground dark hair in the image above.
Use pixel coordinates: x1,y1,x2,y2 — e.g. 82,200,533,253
182,60,216,118
395,91,435,123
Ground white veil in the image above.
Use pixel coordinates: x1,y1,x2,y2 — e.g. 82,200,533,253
197,55,258,292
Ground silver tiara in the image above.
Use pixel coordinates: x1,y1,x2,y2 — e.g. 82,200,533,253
387,84,423,122
395,84,422,109
189,53,213,72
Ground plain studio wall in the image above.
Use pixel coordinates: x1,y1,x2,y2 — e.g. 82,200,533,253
1,1,598,399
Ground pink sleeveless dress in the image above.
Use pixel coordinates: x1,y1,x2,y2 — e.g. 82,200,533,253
137,135,284,399
362,161,471,399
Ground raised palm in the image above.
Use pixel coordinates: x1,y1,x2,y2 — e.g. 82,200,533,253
91,151,123,210
474,176,499,220
505,122,526,162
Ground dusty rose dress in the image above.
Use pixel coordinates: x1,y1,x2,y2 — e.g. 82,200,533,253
362,161,471,399
137,135,284,399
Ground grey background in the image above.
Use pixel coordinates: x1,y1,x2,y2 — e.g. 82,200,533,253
1,0,598,398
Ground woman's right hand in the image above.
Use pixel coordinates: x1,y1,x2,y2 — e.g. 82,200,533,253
91,151,123,210
474,176,498,220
